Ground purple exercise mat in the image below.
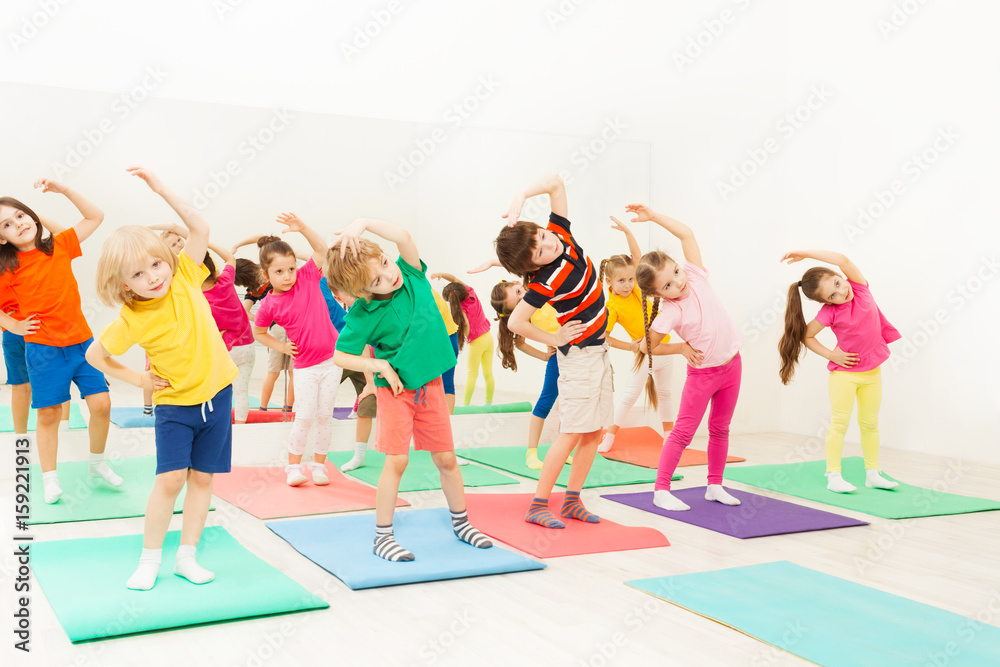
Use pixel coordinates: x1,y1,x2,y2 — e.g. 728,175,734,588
602,488,869,539
333,407,354,419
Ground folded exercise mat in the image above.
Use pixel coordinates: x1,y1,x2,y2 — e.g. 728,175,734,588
109,406,154,428
454,444,681,488
463,492,669,558
627,560,1000,667
26,456,201,525
266,508,546,589
602,488,869,538
724,456,1000,519
1,401,88,432
601,426,746,468
327,450,517,492
212,462,409,519
31,526,328,643
452,401,532,415
240,408,295,423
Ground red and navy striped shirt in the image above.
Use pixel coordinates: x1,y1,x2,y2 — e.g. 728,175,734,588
523,213,607,353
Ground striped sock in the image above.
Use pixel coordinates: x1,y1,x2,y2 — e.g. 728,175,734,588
373,525,414,562
450,510,492,548
143,405,153,416
525,497,565,529
560,490,600,523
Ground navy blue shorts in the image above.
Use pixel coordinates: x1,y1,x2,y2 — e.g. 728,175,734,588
153,385,233,475
532,354,560,419
441,332,460,396
25,338,108,409
2,330,29,385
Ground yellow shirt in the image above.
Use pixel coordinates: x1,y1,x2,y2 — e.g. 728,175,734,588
606,285,670,343
100,251,238,405
433,289,459,336
530,303,560,334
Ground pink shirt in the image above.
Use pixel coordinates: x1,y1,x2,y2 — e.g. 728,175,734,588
815,280,900,373
461,285,491,342
253,259,338,369
203,264,254,350
651,261,742,368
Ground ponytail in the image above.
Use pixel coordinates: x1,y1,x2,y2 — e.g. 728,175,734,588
778,267,837,384
441,282,469,351
633,294,661,410
490,281,518,371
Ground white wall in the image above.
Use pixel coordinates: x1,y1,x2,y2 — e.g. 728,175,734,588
2,1,997,462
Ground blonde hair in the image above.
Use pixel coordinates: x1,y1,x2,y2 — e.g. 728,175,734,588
96,226,178,306
325,238,385,302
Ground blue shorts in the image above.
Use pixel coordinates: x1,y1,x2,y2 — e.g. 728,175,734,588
2,330,29,386
154,384,233,475
532,354,560,419
441,332,460,396
25,338,108,409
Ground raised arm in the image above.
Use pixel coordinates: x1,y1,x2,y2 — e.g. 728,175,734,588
430,271,463,285
275,213,326,268
128,165,210,264
38,215,66,236
626,204,702,270
468,258,502,274
230,233,264,256
504,174,567,226
33,178,104,243
610,216,642,266
333,218,419,270
781,250,866,285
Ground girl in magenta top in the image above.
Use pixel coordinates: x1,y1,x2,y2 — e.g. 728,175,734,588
435,272,495,405
779,250,900,493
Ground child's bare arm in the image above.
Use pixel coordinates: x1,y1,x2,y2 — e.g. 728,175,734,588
85,340,171,392
33,178,104,243
626,204,703,270
781,250,866,285
504,174,568,226
333,350,403,396
275,213,327,268
128,165,211,264
334,218,420,270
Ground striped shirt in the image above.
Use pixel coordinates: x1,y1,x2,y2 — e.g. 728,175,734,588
522,213,607,353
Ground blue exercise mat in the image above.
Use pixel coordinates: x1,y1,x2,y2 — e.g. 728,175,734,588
266,508,546,589
109,407,154,428
627,561,1000,667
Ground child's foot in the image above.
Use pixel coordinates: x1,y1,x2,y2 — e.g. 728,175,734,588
309,462,330,485
560,490,600,523
143,405,153,417
285,464,308,486
705,484,741,506
525,448,543,470
42,471,62,504
597,433,615,454
374,526,415,562
90,454,124,488
826,471,856,493
865,469,899,490
126,549,162,591
525,497,565,528
341,444,367,472
174,545,214,584
451,510,492,548
653,489,690,511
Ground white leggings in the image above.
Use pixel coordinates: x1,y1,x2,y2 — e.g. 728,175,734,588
613,354,674,426
288,357,341,457
230,343,256,422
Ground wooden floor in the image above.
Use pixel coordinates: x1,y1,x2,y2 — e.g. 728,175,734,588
3,406,999,667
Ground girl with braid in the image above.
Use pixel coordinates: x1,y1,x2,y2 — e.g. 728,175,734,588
631,204,743,511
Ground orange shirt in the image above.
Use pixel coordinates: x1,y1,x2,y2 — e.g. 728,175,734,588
2,228,92,346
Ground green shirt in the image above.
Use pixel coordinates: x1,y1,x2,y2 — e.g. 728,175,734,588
335,257,458,390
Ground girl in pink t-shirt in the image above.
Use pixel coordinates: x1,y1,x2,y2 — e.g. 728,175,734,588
632,204,743,512
778,250,901,493
434,272,495,405
252,213,340,487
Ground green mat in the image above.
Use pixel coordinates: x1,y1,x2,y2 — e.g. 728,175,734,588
724,456,1000,519
246,396,284,409
453,444,681,488
0,401,88,432
31,527,329,643
452,401,532,416
327,450,518,492
26,456,202,525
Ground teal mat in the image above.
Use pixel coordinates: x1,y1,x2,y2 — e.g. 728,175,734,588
453,401,532,415
628,561,1000,667
26,456,201,525
454,444,681,488
724,456,1000,519
31,527,329,642
327,450,518,492
247,396,283,409
0,401,88,432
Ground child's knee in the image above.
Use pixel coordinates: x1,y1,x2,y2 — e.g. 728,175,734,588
156,470,187,495
35,406,62,426
86,393,111,418
186,470,213,488
432,451,457,472
384,454,409,474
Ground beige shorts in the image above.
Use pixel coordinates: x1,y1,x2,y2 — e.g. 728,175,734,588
267,326,293,373
556,342,613,434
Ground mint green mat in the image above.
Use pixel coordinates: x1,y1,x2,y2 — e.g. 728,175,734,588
327,450,518,492
31,527,329,643
0,401,88,432
452,401,532,416
247,396,283,409
26,456,202,525
723,457,1000,519
453,444,681,488
628,561,1000,667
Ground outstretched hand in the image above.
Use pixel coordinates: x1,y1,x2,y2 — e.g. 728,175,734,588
126,165,164,193
330,218,367,258
502,193,525,228
276,212,305,234
780,252,809,265
609,215,630,234
625,203,655,223
33,178,66,194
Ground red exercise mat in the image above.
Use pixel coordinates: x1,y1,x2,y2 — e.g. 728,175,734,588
601,427,746,469
212,462,408,519
233,409,296,424
465,492,669,558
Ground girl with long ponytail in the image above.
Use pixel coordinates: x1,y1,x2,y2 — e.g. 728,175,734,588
434,272,496,405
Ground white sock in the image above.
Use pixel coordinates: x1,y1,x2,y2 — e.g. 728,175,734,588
826,471,857,493
126,548,162,590
285,464,307,486
174,544,215,584
89,453,124,487
597,433,616,454
309,461,330,485
340,443,367,472
652,489,690,511
705,484,741,506
42,471,62,504
865,469,899,490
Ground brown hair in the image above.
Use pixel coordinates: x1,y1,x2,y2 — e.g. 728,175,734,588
202,252,218,283
778,267,837,384
257,235,294,274
441,282,470,351
490,281,519,371
234,258,265,290
325,238,384,302
600,254,633,295
0,197,54,276
632,293,662,410
632,249,680,408
494,221,541,282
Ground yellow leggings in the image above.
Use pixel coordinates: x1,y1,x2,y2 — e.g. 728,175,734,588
825,367,882,472
464,332,495,405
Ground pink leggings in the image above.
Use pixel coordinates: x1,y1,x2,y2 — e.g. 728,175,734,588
656,353,742,490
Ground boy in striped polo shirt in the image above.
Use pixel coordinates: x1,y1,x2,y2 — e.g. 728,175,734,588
494,174,612,529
